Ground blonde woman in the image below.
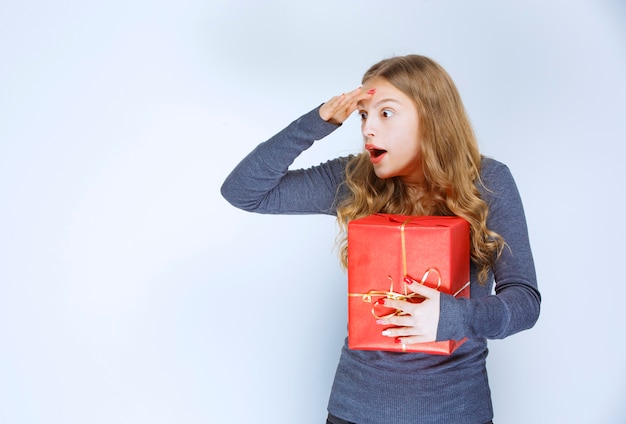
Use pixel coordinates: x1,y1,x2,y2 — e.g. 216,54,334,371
221,55,540,424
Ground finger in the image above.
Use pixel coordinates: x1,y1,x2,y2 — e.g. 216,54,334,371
331,86,370,105
343,86,363,98
320,94,349,121
395,334,435,345
334,91,361,111
322,86,374,123
328,87,358,106
377,314,414,327
346,87,373,107
377,297,407,313
336,89,360,108
382,325,423,338
337,100,359,121
338,86,371,105
338,86,369,105
404,278,439,298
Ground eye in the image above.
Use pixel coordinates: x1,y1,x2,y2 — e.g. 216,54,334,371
381,109,394,118
359,111,368,120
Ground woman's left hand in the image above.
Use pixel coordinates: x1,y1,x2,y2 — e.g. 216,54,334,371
377,276,441,345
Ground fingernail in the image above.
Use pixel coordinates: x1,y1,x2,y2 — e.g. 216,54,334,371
382,330,391,337
367,89,376,94
376,319,385,325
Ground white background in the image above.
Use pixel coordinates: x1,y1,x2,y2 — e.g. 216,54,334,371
1,1,625,423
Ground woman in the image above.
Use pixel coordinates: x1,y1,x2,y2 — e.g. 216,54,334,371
221,54,540,424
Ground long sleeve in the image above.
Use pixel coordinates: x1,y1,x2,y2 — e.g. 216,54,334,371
220,106,349,215
437,159,541,341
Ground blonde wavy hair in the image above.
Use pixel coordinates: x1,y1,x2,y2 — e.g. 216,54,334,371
336,55,503,284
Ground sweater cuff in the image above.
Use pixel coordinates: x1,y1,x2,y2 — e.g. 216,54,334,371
437,293,467,341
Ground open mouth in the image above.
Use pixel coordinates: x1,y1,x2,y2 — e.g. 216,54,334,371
365,144,387,161
371,148,387,158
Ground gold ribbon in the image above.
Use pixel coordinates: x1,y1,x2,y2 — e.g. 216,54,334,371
349,268,443,319
348,218,469,319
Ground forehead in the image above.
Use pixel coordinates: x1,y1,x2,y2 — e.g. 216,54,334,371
359,77,412,109
362,76,396,91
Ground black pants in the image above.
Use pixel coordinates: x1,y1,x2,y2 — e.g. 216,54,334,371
327,413,493,424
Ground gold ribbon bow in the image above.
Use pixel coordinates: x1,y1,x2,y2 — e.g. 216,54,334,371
349,268,443,319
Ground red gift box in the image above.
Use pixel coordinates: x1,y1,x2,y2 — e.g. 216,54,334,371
347,214,470,354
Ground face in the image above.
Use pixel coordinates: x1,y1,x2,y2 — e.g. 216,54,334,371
357,76,423,185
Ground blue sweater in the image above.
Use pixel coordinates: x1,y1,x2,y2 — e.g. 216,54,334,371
221,106,541,424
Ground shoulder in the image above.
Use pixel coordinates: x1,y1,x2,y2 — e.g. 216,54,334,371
479,156,517,188
480,156,510,179
478,156,521,204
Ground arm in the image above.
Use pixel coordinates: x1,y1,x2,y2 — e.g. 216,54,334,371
220,106,342,214
221,88,372,215
437,159,541,340
378,160,541,343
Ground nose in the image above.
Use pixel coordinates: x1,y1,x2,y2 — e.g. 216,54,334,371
362,117,376,139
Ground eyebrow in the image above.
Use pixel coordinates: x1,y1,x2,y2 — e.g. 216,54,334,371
357,98,402,110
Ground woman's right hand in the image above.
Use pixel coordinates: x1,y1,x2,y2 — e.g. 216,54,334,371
319,87,373,125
